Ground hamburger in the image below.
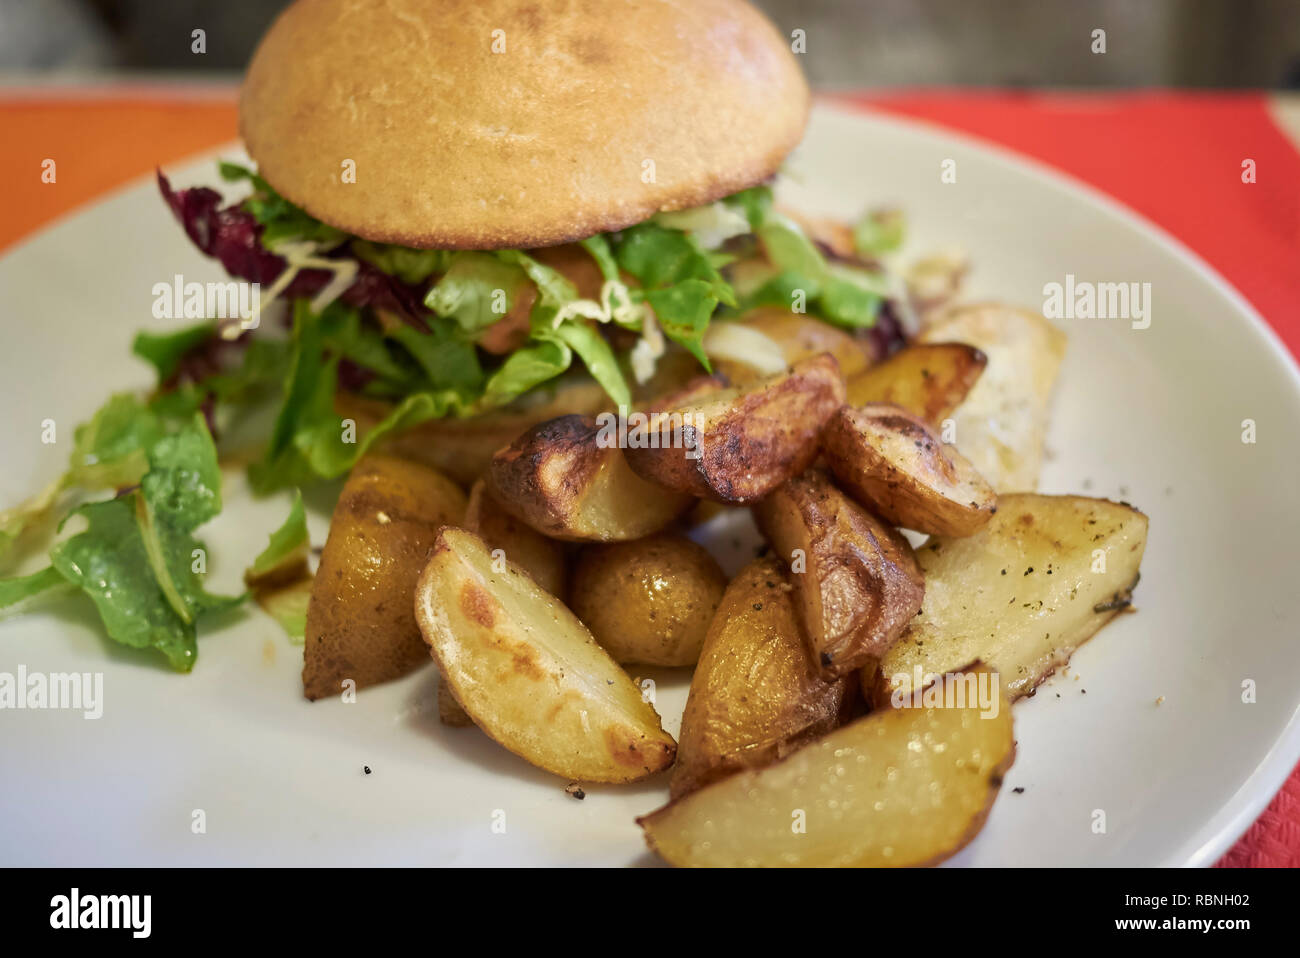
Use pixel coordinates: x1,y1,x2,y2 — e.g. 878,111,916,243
155,0,909,489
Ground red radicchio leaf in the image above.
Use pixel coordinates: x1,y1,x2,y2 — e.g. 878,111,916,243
156,169,427,325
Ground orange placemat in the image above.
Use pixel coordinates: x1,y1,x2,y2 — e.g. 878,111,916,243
0,93,238,252
0,88,1296,867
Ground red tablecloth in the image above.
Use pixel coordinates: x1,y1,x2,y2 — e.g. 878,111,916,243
1,88,1297,866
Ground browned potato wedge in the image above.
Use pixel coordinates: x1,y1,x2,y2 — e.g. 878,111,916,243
487,415,692,541
754,470,924,679
671,557,853,799
869,494,1148,704
722,307,871,384
844,342,987,425
464,479,567,597
625,354,847,503
822,404,996,537
302,454,466,701
335,377,611,486
569,534,726,667
415,527,676,782
640,668,1014,867
920,304,1066,492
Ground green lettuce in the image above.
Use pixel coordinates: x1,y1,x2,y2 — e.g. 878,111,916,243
246,490,309,582
745,206,885,329
49,415,244,671
0,393,178,566
0,566,68,614
250,300,466,492
352,240,452,284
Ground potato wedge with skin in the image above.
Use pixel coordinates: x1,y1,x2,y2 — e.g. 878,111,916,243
335,377,611,487
822,404,996,537
569,534,726,667
625,354,847,503
671,557,853,799
465,479,567,597
920,304,1066,492
869,494,1147,704
843,342,987,426
302,454,467,701
487,414,692,542
415,527,676,782
754,470,925,679
640,670,1014,867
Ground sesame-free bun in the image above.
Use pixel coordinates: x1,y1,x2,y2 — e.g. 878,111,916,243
240,0,809,250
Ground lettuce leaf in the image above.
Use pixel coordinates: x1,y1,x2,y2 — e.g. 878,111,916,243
244,491,312,642
613,223,735,307
546,322,630,408
0,566,68,614
246,490,309,583
424,252,531,334
387,317,484,395
478,339,572,410
853,208,905,256
132,322,220,381
49,415,243,671
748,211,885,329
644,280,718,369
250,301,465,492
0,393,176,567
352,241,452,284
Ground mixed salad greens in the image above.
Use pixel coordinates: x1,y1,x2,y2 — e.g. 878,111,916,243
0,161,907,671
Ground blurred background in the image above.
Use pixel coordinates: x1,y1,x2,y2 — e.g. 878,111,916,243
0,0,1297,87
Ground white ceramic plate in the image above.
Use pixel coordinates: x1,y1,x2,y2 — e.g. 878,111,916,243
2,102,1298,867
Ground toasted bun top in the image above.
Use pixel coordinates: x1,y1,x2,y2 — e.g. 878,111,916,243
239,0,808,250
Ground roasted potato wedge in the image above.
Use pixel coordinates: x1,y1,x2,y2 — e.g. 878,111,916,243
415,527,676,782
465,479,567,597
920,304,1066,492
822,403,996,537
640,668,1014,867
754,470,925,679
671,557,853,799
719,307,871,385
843,342,987,425
487,415,692,541
625,354,847,503
336,377,611,487
302,454,467,701
869,494,1147,704
569,534,726,667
